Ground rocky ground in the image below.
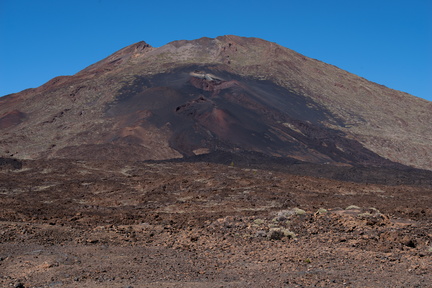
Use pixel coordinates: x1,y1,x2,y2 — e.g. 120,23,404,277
0,159,431,287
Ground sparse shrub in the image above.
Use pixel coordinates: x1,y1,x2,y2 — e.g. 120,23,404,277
272,217,280,223
357,212,372,218
293,208,306,215
253,218,265,225
255,230,267,238
268,228,296,240
276,210,295,221
346,205,361,210
367,207,381,214
283,230,296,239
316,208,328,215
268,228,285,240
275,208,306,219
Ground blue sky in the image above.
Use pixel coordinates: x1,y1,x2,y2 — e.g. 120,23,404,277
1,0,431,101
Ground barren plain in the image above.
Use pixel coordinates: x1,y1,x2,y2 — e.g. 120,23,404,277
1,158,431,287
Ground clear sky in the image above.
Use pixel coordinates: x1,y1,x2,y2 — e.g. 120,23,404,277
1,0,431,101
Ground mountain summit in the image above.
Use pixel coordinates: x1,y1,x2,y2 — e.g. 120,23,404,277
1,36,431,170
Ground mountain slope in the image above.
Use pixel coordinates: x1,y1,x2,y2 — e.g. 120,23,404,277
0,36,431,170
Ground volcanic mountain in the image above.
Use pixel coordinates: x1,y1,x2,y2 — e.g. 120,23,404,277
1,35,431,170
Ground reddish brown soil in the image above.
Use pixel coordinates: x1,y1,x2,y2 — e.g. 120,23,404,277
1,159,431,287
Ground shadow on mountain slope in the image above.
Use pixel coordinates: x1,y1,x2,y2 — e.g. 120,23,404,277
154,150,432,187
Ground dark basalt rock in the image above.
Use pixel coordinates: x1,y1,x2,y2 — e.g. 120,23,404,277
0,157,22,170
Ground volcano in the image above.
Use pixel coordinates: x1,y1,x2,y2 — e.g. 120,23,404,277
1,35,431,170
